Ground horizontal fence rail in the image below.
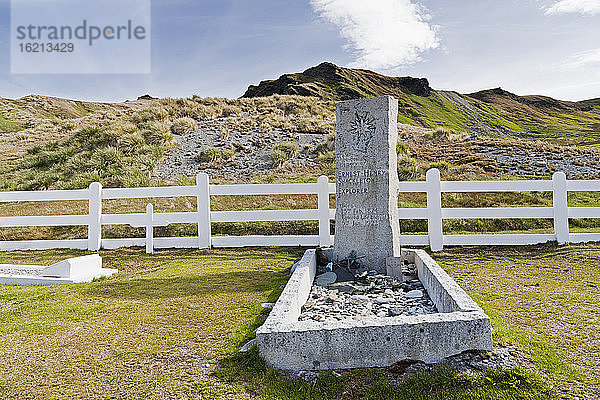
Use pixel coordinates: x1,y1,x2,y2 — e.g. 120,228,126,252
0,169,599,252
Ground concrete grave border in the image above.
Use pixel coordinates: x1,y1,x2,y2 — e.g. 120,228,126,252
256,248,493,371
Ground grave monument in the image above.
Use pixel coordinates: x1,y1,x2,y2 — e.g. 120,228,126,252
334,96,401,272
256,96,493,371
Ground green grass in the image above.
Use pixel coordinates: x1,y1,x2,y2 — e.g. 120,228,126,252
395,90,600,144
402,93,470,132
270,141,299,167
436,244,600,399
0,114,23,135
463,96,600,143
195,147,235,164
466,101,525,134
219,349,552,400
397,89,593,144
0,248,299,399
0,121,173,190
0,246,583,399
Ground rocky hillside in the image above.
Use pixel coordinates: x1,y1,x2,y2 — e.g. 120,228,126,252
0,95,337,189
2,63,600,190
243,62,600,144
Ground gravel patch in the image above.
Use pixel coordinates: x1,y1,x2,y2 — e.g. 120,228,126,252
154,118,327,179
299,273,438,322
479,146,600,178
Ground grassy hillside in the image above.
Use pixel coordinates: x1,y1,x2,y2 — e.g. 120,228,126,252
1,62,600,192
0,95,334,190
0,113,22,135
466,89,600,142
0,95,158,170
243,62,600,144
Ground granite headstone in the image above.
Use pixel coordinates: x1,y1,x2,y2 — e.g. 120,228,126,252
333,96,401,272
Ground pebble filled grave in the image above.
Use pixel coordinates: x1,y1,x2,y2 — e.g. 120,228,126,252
299,260,438,322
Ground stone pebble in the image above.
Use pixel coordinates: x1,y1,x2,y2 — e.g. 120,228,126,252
299,274,438,322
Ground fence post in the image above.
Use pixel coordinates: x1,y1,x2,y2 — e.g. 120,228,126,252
197,173,211,249
87,182,102,251
426,168,443,251
317,176,332,247
146,203,154,254
553,172,569,245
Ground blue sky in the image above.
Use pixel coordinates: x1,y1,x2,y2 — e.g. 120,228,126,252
1,0,599,102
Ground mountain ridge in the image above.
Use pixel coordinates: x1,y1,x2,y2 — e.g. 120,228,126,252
243,62,599,107
242,62,434,100
242,62,600,143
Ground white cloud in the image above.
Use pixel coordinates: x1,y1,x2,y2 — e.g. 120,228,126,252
545,0,600,15
555,48,600,71
309,0,439,70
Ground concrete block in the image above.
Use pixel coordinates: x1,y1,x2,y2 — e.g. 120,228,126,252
0,254,117,286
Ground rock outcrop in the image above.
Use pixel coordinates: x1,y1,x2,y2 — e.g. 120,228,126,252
242,62,433,100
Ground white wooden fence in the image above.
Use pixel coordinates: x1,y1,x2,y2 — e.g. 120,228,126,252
0,169,599,253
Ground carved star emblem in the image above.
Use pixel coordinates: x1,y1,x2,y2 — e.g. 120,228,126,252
349,111,376,153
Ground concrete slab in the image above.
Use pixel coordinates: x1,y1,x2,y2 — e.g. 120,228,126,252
0,254,117,286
